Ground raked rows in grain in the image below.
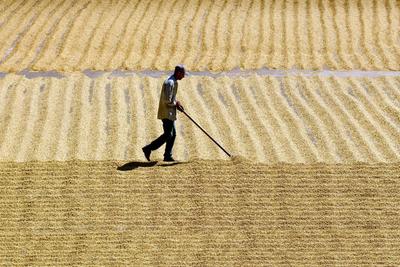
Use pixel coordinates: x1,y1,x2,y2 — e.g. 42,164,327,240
1,160,400,265
0,73,398,163
0,0,399,72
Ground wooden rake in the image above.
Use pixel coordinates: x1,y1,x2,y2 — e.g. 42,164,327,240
181,110,232,158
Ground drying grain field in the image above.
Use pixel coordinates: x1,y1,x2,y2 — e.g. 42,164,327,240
1,159,400,265
0,0,400,265
0,0,399,72
0,73,399,163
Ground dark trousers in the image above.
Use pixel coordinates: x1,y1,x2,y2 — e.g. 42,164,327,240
146,119,176,158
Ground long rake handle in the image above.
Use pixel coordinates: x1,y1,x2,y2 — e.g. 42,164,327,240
182,110,231,157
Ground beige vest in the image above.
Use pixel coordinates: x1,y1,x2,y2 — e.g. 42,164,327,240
157,76,178,120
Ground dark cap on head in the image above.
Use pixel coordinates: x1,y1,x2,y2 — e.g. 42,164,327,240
174,64,185,74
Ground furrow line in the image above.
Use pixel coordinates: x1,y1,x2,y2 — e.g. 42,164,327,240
371,0,394,68
1,82,33,160
76,79,92,159
177,79,201,159
322,77,385,161
374,0,398,69
127,0,164,69
0,78,21,155
295,0,308,68
256,0,269,68
270,0,284,68
358,0,379,69
344,0,363,69
192,1,213,67
244,0,262,69
67,76,86,159
130,76,145,160
118,0,154,70
285,0,296,68
351,78,400,138
366,78,400,127
318,0,337,69
305,0,319,68
0,0,47,67
3,0,67,69
285,77,337,162
255,76,302,162
182,0,208,70
221,77,266,162
270,77,320,162
94,78,109,160
267,0,276,67
142,77,159,156
239,0,254,69
161,0,193,69
329,0,352,68
37,78,68,160
333,77,398,160
53,76,76,160
281,0,289,68
303,77,363,162
91,0,130,70
379,77,400,110
148,0,181,70
207,0,229,70
360,0,385,69
107,79,125,159
0,76,17,116
0,0,38,40
29,0,79,69
86,77,100,159
105,0,143,68
197,0,223,69
387,0,400,60
238,76,279,162
55,0,94,71
36,0,90,70
114,78,129,160
22,79,52,161
75,1,109,70
184,78,221,159
379,0,400,66
214,0,233,70
202,77,240,158
249,78,285,162
0,0,26,27
106,78,120,159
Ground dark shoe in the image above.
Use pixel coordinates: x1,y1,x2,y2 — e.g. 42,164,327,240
142,146,151,161
163,156,175,162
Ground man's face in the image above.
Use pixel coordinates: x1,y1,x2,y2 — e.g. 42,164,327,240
176,70,185,80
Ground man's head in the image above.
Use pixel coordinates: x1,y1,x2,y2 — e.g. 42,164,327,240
174,65,185,80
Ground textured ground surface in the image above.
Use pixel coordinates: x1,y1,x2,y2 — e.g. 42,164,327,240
1,0,400,265
0,0,399,71
0,73,399,163
1,159,399,266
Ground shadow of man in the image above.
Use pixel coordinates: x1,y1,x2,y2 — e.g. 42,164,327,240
117,161,157,171
117,161,187,171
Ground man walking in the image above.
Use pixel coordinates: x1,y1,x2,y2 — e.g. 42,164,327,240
142,65,185,162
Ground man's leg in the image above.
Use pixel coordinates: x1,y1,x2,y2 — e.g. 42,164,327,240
164,120,176,160
143,119,174,160
147,119,173,150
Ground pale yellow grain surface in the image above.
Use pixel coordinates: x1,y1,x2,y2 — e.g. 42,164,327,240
1,0,399,71
1,1,399,265
0,73,398,164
